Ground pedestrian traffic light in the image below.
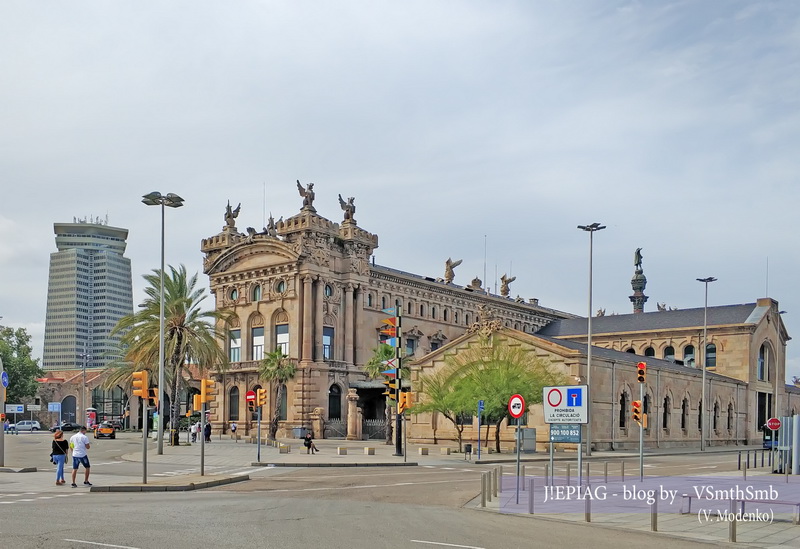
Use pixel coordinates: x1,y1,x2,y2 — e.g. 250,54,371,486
637,362,647,383
257,387,267,407
632,400,643,426
149,388,159,409
247,400,255,412
399,391,414,414
193,394,202,412
200,378,217,403
132,371,148,399
382,379,398,400
0,413,5,421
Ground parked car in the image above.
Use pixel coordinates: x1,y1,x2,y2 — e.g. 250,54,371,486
12,420,41,431
93,422,116,439
50,422,84,432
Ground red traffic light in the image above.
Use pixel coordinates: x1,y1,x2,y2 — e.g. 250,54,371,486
637,362,647,383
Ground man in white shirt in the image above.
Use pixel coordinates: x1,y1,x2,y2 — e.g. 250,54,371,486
70,426,92,488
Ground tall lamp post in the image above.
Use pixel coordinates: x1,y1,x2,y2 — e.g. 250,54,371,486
80,343,90,427
142,191,185,455
697,276,717,452
578,222,606,457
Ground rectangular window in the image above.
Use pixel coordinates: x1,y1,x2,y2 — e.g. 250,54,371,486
406,338,417,356
275,324,289,355
251,327,264,361
323,326,334,360
431,341,441,351
229,329,241,362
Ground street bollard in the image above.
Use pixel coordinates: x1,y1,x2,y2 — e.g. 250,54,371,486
566,463,571,486
586,462,590,485
743,461,747,480
493,467,498,497
762,449,765,468
747,451,751,469
528,477,534,514
621,461,625,482
737,451,741,471
729,500,737,542
585,492,591,522
651,497,658,531
521,465,526,491
604,461,608,484
544,463,550,486
481,473,487,507
498,466,503,493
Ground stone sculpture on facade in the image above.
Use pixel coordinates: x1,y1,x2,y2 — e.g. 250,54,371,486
297,180,316,212
444,258,462,284
224,201,241,230
500,274,516,297
266,214,278,237
338,194,356,223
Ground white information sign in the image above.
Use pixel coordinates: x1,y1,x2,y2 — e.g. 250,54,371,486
26,404,41,411
542,385,588,424
5,404,24,414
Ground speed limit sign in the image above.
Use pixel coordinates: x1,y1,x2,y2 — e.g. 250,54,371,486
508,394,525,419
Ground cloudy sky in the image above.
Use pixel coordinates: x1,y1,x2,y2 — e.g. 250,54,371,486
2,1,799,380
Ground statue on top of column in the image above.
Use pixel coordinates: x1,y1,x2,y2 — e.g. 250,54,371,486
634,248,643,272
500,274,516,297
297,180,316,212
444,258,462,284
338,194,356,223
224,201,241,230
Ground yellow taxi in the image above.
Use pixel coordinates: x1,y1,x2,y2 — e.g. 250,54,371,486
93,422,116,439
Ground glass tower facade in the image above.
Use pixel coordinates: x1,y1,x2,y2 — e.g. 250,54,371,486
42,221,133,371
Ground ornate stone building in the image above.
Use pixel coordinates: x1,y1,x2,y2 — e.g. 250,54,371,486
200,185,573,437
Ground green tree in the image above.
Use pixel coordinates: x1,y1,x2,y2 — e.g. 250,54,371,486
447,336,565,452
413,366,473,451
108,265,230,442
0,326,43,404
259,348,297,440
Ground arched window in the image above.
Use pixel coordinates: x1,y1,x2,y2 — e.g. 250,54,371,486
626,348,636,354
381,296,387,310
454,312,459,324
252,285,261,301
713,402,720,432
664,346,675,361
758,344,770,381
698,400,703,432
275,280,286,293
230,288,238,301
684,345,695,366
61,395,77,424
328,385,342,420
251,326,264,361
275,323,289,355
395,298,401,309
278,384,288,421
432,307,437,320
325,284,333,297
444,309,449,322
229,329,242,362
727,403,734,431
644,347,655,357
420,304,425,317
681,398,689,430
407,302,412,315
619,392,628,428
323,326,334,360
367,293,373,308
643,394,651,431
228,386,240,421
465,313,470,325
705,344,716,368
662,396,671,430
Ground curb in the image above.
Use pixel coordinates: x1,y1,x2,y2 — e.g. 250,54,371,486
252,462,419,468
0,467,38,473
89,475,249,493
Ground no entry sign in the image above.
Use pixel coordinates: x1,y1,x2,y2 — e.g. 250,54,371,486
508,394,526,419
766,417,781,431
245,390,256,403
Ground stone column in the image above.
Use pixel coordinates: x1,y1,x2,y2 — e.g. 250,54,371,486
302,275,313,361
344,283,354,365
353,285,361,366
315,276,324,361
310,407,325,439
346,388,360,440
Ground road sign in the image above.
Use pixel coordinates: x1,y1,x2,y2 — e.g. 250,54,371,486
478,399,485,412
27,404,41,412
549,424,581,443
48,402,61,412
5,404,23,414
767,417,782,431
1,371,8,388
542,385,588,424
508,394,525,419
245,390,256,403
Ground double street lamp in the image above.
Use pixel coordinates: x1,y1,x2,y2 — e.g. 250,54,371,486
696,276,717,452
142,192,184,455
578,222,606,457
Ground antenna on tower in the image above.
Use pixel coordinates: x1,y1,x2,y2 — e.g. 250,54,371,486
483,235,488,295
766,256,769,297
263,181,267,229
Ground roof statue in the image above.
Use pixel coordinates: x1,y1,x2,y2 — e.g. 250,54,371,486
297,180,316,212
657,302,666,312
444,258,462,284
224,201,241,230
634,247,643,272
266,213,278,237
596,308,606,317
338,194,356,223
500,274,516,297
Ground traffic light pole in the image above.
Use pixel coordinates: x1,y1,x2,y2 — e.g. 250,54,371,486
141,397,148,484
257,405,262,463
394,310,403,457
639,381,644,481
200,402,206,476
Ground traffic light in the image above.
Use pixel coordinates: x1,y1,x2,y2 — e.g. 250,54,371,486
0,413,5,421
382,379,398,400
399,391,414,414
193,394,202,412
247,400,255,412
637,362,647,383
200,378,217,403
149,388,159,409
632,400,643,426
257,387,267,408
132,371,148,399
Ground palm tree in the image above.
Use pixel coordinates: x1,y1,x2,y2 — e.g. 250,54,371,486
108,265,230,443
364,343,407,445
259,348,297,440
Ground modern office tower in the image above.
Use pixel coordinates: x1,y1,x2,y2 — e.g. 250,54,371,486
42,218,134,371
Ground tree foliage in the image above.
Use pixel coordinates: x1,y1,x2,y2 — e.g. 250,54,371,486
259,348,297,440
0,326,43,404
108,265,230,440
413,366,473,450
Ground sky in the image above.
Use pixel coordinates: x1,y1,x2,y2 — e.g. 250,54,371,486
1,1,799,381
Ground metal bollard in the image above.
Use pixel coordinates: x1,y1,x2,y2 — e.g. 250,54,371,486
498,466,503,493
528,477,534,514
621,461,625,482
493,467,498,497
585,492,591,522
761,449,765,468
544,463,550,486
566,463,571,486
481,473,487,507
737,451,741,471
651,497,658,531
586,462,590,485
487,472,493,502
743,460,747,480
747,451,751,469
521,465,526,491
729,499,737,542
604,461,608,484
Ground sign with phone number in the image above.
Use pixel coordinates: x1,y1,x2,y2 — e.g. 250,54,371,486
549,424,581,443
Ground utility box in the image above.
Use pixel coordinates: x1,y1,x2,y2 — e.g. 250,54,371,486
521,428,537,453
292,427,308,439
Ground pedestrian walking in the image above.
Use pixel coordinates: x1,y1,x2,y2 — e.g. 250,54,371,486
303,431,318,454
51,430,69,486
3,419,8,433
204,421,211,442
69,426,92,488
230,421,238,442
190,422,197,443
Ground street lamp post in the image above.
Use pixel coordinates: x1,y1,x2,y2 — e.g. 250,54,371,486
578,222,605,457
696,276,717,452
80,344,90,428
142,191,184,455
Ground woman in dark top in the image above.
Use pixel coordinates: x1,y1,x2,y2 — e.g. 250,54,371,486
51,430,69,485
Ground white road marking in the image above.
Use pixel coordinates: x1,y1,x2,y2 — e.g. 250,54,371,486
411,540,485,549
270,478,475,493
64,540,141,549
